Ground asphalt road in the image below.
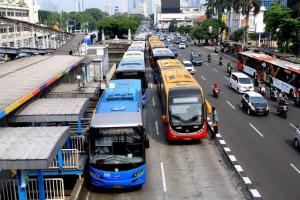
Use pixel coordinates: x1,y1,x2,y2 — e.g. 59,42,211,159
87,48,243,200
177,44,300,200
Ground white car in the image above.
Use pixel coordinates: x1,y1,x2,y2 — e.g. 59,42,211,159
229,72,254,93
293,124,300,149
178,43,187,49
182,60,195,74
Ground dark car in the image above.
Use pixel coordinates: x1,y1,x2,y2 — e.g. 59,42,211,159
174,38,181,44
166,44,178,57
240,92,269,116
190,54,202,66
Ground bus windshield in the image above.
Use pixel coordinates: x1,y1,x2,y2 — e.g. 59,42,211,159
90,127,144,170
169,97,202,126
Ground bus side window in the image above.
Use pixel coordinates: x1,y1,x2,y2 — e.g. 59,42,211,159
205,100,212,114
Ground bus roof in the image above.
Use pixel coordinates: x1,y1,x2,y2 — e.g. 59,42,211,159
123,51,144,59
161,69,202,93
157,59,184,70
117,57,145,72
150,41,165,49
128,41,146,52
91,79,142,128
149,36,160,42
239,51,300,74
152,48,175,58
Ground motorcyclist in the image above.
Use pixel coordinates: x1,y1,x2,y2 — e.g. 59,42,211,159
219,56,223,65
258,81,265,94
208,53,211,62
213,82,220,96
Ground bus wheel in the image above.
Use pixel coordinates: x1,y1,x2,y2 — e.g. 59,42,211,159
289,89,294,98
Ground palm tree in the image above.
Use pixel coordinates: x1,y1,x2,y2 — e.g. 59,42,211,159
236,0,261,43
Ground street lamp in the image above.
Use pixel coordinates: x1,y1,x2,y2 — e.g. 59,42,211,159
208,26,212,45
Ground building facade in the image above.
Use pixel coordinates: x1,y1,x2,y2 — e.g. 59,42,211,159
104,3,112,16
260,0,287,10
75,0,84,12
161,0,180,13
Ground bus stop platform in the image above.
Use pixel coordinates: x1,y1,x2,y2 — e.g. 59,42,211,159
0,127,70,200
44,82,100,99
0,55,84,120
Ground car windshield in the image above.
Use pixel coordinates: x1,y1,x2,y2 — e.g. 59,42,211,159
90,128,143,165
192,55,201,60
239,78,252,84
169,103,202,126
250,96,266,104
184,63,193,67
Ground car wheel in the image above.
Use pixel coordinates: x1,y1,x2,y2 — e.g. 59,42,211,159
240,103,244,109
247,108,251,115
236,87,239,93
294,139,299,149
229,82,232,88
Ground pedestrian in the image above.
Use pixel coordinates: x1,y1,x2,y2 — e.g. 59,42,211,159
211,107,219,138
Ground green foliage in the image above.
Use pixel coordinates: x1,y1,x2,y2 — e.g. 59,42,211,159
177,25,192,35
230,27,246,41
169,19,177,32
265,4,300,55
38,8,107,31
97,15,142,39
191,18,226,41
249,33,256,41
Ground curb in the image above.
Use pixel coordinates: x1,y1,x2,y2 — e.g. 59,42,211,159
207,119,263,200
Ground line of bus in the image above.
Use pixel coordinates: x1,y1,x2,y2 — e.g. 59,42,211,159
89,79,149,189
156,59,212,141
127,41,146,53
237,51,300,97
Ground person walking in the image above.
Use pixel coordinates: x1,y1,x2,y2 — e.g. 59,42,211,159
211,107,219,138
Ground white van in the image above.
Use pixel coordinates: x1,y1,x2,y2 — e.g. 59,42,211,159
229,72,254,93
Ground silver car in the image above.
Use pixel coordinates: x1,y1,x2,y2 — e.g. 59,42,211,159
293,124,300,149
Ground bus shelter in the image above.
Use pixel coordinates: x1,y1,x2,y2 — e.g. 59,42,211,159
0,127,70,200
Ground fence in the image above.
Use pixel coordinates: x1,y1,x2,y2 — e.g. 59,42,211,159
0,178,65,200
70,135,86,153
49,149,80,169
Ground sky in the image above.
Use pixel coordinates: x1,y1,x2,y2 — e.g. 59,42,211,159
37,0,119,12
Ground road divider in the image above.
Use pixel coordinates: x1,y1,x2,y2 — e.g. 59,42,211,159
249,123,264,138
212,130,262,200
160,162,167,192
226,100,236,110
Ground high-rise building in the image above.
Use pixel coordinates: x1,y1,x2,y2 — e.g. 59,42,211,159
161,0,180,13
260,0,287,10
104,3,112,16
119,0,129,13
115,6,121,15
75,0,84,12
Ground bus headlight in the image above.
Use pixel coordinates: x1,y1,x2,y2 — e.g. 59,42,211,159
132,170,144,178
90,171,100,178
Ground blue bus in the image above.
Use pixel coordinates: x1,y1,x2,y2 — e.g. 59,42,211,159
89,79,149,189
116,51,147,105
127,41,146,53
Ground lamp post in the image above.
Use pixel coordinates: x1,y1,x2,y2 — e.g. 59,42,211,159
208,26,212,45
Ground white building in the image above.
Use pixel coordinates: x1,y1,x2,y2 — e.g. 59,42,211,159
104,3,112,16
0,0,38,23
119,0,129,13
75,0,84,12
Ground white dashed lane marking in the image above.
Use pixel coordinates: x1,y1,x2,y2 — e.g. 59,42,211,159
249,123,264,138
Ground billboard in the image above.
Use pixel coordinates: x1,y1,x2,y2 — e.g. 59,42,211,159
161,0,180,13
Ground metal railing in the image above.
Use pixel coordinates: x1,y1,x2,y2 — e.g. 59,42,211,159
70,135,86,153
0,178,65,200
49,149,80,169
69,117,90,134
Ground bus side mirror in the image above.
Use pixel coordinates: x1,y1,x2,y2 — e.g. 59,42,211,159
162,115,166,124
205,100,212,114
145,136,150,149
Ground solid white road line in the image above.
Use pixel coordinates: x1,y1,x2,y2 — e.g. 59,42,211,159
290,163,300,174
226,100,236,110
160,162,167,192
289,123,297,130
152,97,155,107
155,121,159,135
223,76,229,81
249,123,264,137
213,68,218,72
201,75,206,81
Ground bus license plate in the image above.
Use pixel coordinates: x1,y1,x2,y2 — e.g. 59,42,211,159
182,138,191,140
113,186,123,188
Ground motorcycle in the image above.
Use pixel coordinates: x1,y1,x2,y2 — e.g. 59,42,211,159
213,83,220,98
208,56,211,62
219,60,223,65
277,104,288,119
258,83,266,96
227,63,233,75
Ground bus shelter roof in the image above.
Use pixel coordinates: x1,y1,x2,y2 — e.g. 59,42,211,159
0,126,70,170
9,98,89,123
0,55,84,120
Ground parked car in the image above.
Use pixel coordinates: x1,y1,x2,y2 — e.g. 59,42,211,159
179,43,187,49
240,92,269,115
190,54,202,66
229,72,254,93
182,61,195,74
293,124,300,149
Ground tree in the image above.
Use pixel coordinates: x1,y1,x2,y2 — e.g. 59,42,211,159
169,19,177,32
265,4,300,55
230,27,246,41
177,25,192,35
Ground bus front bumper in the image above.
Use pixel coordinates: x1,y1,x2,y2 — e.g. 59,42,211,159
166,123,207,141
